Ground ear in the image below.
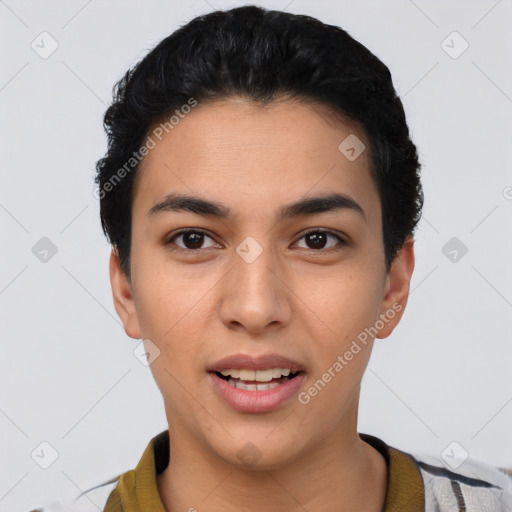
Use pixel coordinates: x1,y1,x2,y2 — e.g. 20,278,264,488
376,236,415,339
109,249,142,339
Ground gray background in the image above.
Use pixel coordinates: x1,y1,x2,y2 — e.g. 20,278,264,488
1,0,511,510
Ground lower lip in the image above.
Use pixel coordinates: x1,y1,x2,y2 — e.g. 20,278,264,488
209,372,305,413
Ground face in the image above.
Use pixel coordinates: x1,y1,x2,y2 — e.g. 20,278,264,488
110,97,414,469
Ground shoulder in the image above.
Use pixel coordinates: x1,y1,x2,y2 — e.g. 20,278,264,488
409,449,512,512
27,431,167,512
25,475,121,512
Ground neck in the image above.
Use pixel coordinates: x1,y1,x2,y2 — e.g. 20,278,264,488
157,418,387,511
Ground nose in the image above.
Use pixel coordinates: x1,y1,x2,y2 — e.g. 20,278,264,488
218,240,292,335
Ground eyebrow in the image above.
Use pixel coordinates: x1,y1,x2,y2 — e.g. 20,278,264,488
147,192,367,223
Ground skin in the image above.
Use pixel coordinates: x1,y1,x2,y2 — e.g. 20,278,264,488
110,97,415,511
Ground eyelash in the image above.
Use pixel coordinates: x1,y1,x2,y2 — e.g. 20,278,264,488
165,228,347,253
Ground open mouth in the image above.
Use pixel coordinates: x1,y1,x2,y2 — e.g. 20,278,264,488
214,370,303,391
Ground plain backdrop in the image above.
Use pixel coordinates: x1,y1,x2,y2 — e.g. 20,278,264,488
1,0,511,510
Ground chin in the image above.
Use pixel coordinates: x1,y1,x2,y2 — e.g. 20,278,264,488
208,430,305,472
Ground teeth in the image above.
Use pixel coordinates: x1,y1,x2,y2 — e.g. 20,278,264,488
220,369,240,378
239,369,256,381
219,368,293,381
227,378,281,391
273,368,290,378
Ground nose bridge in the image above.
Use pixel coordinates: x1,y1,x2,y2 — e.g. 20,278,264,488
220,234,290,331
233,234,280,295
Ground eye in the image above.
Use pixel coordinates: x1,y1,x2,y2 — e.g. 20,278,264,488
166,229,219,251
165,228,347,252
293,229,346,251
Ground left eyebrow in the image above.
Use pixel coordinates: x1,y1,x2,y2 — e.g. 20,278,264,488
147,192,367,223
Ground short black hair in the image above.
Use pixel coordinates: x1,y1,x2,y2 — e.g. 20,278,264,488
95,4,423,279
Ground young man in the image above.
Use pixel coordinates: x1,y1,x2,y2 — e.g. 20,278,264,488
43,5,511,512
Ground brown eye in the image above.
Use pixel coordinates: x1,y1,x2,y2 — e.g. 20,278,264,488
294,230,346,251
165,228,346,253
167,229,217,251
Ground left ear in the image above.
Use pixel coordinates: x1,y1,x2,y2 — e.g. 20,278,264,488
376,236,415,339
109,248,142,340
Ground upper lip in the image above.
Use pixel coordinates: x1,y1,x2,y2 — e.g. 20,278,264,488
208,353,305,373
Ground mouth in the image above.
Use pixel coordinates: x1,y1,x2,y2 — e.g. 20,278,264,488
207,353,306,413
213,368,303,391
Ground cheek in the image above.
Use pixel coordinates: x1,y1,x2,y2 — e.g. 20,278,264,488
134,279,207,403
299,270,383,342
132,271,217,389
298,269,382,408
132,246,207,337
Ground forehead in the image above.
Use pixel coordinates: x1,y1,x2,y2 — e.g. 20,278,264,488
132,97,380,228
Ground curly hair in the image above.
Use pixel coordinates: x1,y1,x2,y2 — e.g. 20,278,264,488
95,5,423,279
